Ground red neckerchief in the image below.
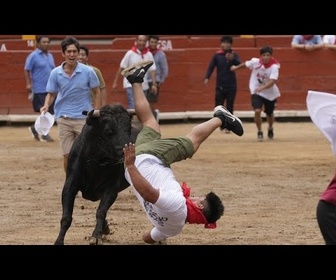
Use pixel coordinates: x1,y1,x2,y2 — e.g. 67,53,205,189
302,35,313,40
257,57,279,69
131,45,149,59
216,49,233,55
150,48,159,56
181,182,216,229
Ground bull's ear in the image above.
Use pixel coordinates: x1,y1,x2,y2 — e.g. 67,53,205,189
82,110,89,116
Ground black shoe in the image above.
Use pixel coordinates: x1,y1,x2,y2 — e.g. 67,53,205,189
41,134,54,143
29,125,40,141
154,109,160,122
121,61,154,84
268,128,274,139
213,105,244,136
257,131,263,141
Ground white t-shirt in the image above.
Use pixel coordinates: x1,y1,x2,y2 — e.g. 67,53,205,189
124,154,187,242
245,57,281,101
323,35,336,45
120,49,156,91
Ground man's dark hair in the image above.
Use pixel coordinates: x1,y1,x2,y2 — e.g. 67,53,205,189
80,45,89,56
61,36,80,53
36,35,50,43
260,46,273,55
203,192,224,223
149,35,160,41
220,35,233,44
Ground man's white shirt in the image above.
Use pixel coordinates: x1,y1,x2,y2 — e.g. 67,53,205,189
245,57,281,101
124,154,187,241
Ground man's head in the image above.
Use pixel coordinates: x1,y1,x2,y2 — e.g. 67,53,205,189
260,46,273,64
186,192,224,227
203,192,225,223
135,35,148,51
260,46,273,55
36,35,51,53
61,36,80,65
220,35,233,52
148,35,160,51
78,45,89,65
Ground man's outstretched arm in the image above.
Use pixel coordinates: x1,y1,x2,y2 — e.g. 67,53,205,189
124,143,159,203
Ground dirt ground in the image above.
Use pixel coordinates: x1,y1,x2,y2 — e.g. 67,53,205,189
0,120,333,245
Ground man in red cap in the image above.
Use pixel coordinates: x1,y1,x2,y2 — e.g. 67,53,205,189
122,60,244,244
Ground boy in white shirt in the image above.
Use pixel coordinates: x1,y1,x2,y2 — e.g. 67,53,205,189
231,46,280,141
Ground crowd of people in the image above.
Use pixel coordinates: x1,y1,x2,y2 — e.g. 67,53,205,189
22,34,336,245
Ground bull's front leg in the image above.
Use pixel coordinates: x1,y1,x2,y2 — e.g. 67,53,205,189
89,190,118,245
54,181,78,245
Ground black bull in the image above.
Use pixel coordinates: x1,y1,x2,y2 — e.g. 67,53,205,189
54,104,141,245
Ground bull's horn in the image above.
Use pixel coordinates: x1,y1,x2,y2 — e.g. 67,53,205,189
92,110,100,117
127,109,136,115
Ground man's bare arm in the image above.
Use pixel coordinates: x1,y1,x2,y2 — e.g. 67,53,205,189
124,143,159,203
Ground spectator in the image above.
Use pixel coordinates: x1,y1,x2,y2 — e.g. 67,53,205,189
322,35,336,50
204,35,241,133
40,36,101,172
146,35,169,121
78,45,107,107
291,35,324,51
231,46,280,141
112,35,157,110
24,35,55,142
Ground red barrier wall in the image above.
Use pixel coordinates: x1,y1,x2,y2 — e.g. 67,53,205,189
0,36,335,115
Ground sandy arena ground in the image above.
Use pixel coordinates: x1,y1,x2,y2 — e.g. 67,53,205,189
0,120,333,245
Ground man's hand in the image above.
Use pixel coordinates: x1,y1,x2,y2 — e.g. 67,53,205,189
123,142,160,204
230,65,238,71
40,105,49,114
225,52,234,61
124,142,136,167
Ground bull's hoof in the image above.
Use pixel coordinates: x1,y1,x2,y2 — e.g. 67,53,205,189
89,236,103,245
103,224,110,235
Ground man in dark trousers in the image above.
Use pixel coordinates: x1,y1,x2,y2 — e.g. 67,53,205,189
24,35,55,142
204,35,241,133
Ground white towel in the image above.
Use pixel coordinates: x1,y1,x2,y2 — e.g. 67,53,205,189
306,90,336,155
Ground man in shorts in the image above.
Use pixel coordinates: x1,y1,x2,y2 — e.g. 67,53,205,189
122,61,244,244
40,36,101,172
